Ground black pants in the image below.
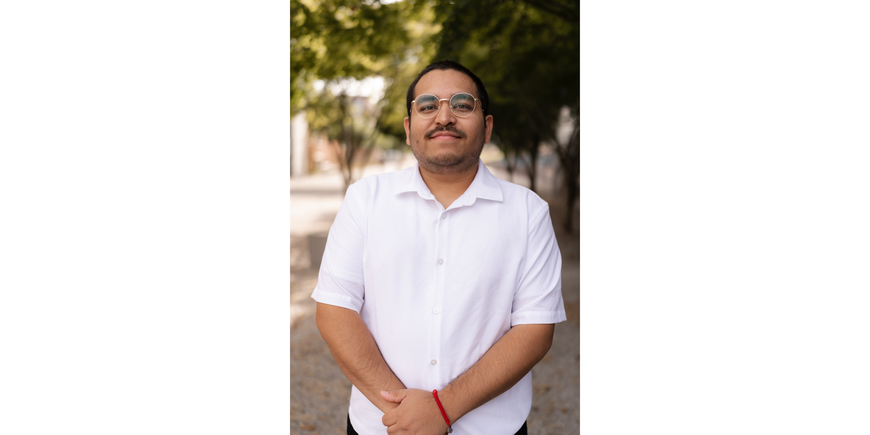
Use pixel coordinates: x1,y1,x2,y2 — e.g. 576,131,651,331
347,415,529,435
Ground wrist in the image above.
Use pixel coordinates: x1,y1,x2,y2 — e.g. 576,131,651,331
435,385,466,424
432,389,453,433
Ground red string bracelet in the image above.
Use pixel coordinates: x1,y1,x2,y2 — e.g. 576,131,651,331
432,389,453,433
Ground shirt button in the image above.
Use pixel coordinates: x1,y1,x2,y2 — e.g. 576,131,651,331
431,359,437,365
438,259,444,265
434,308,440,314
441,214,447,219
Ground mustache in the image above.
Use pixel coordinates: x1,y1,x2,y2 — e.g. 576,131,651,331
425,126,466,139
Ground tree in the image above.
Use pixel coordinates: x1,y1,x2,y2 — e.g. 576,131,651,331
291,0,417,112
552,108,580,233
291,0,439,188
306,85,390,191
430,0,579,231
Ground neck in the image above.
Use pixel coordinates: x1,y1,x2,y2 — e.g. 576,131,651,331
419,162,479,209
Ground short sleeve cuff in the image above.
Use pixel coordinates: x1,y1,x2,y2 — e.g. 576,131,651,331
311,287,363,312
510,310,567,326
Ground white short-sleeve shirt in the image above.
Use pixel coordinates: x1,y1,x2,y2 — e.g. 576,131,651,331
312,160,566,435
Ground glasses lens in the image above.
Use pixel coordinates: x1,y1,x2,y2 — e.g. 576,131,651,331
415,94,440,118
450,93,476,117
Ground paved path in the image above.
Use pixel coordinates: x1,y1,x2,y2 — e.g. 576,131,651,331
291,155,578,434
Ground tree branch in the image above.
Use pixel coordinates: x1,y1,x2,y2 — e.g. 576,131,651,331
520,0,578,23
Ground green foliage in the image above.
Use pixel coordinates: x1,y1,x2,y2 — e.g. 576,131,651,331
430,0,579,228
291,0,435,115
292,0,442,187
431,0,578,141
291,0,579,223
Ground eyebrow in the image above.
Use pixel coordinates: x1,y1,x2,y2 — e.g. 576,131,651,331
414,92,475,99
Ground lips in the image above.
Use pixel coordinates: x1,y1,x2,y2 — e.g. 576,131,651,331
430,133,460,139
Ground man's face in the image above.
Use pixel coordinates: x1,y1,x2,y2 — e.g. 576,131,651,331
404,69,494,175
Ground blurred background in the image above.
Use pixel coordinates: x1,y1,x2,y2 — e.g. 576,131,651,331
291,0,578,433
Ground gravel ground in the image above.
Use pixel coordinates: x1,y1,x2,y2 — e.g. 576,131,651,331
291,160,578,434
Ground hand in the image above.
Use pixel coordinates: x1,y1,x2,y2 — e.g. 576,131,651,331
380,389,450,435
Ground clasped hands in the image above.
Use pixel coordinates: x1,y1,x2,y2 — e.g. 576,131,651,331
380,389,451,435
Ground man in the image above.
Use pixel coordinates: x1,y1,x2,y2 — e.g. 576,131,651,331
312,60,566,435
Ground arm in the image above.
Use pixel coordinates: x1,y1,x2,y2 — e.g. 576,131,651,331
381,323,554,433
439,323,554,420
315,302,407,413
312,182,405,411
381,203,564,433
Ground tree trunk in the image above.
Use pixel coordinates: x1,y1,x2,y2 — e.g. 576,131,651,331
526,138,540,193
556,127,579,233
562,164,578,233
343,128,355,191
503,148,516,182
338,94,355,193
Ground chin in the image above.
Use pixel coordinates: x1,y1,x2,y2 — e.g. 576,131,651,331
420,154,478,174
428,152,465,166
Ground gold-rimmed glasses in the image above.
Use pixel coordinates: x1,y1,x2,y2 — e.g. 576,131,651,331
411,93,479,118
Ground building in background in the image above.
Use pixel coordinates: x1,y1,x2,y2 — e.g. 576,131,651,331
290,111,309,178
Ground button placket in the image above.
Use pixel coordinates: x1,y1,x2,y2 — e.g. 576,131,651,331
429,208,448,384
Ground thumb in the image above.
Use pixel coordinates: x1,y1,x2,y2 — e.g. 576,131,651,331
380,389,409,403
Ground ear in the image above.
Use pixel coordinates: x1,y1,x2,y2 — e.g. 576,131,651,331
404,117,411,146
484,114,494,144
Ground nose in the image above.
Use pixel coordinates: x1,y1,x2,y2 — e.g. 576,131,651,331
434,99,456,126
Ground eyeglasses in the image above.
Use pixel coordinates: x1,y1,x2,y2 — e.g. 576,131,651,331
411,92,479,118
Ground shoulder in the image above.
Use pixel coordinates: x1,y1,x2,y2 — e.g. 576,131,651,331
347,165,415,196
353,165,416,188
492,176,550,217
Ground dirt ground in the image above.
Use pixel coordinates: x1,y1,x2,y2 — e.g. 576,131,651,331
291,161,578,434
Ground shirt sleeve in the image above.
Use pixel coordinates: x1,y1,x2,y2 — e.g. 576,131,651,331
310,182,367,312
510,204,567,326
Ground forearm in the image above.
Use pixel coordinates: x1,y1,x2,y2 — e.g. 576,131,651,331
438,323,555,423
315,302,406,413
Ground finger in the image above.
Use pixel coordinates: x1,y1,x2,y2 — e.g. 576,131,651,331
382,407,395,427
380,389,408,403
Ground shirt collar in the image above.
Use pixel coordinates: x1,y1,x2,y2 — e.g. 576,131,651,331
394,159,504,205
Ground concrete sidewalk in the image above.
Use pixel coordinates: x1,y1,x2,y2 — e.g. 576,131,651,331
290,154,579,434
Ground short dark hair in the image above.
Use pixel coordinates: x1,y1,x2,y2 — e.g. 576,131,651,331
405,60,489,120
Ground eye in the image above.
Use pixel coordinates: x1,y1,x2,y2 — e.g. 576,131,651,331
450,94,475,114
415,95,440,115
